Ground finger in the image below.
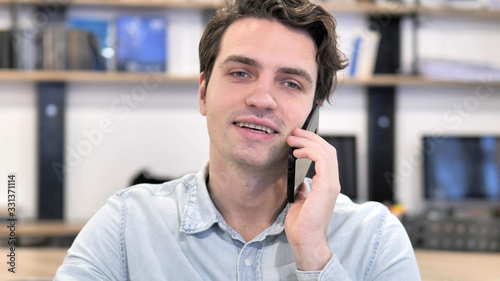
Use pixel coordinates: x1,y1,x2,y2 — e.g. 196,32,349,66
287,131,340,188
293,146,340,184
287,135,317,150
287,134,328,151
288,129,332,149
291,128,323,141
290,139,336,163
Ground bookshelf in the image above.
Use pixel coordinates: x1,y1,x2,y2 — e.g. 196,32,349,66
1,0,500,17
0,1,498,85
0,220,84,237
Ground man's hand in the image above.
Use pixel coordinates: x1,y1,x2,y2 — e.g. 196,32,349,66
285,128,341,271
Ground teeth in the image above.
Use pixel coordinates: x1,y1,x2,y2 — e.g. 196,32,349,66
235,122,276,134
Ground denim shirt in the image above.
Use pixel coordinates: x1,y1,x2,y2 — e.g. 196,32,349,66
55,165,421,280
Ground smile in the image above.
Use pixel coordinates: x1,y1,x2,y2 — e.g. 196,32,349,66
234,122,278,134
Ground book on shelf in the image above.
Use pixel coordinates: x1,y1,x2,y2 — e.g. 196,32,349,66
420,0,489,9
67,17,113,71
490,0,500,10
41,27,65,70
400,15,416,75
0,30,13,69
419,58,500,82
0,6,12,31
116,16,167,73
66,29,106,71
38,26,105,71
167,10,204,76
347,30,381,78
13,29,38,70
4,26,105,71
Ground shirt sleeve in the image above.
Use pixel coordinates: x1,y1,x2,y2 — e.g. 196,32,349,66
295,254,353,281
364,213,421,281
54,194,126,280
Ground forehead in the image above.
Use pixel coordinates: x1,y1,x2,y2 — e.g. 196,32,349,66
216,17,318,79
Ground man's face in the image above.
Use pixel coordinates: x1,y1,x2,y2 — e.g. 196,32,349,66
199,17,318,171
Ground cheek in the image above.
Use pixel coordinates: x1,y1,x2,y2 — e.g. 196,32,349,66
295,114,308,128
282,110,309,133
204,93,231,130
206,90,243,119
287,102,314,127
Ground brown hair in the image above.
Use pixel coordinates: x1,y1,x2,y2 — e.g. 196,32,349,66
199,0,348,103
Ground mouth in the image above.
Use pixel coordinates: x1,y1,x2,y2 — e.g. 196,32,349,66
233,122,278,134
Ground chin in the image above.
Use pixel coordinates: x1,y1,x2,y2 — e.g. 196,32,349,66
235,148,288,171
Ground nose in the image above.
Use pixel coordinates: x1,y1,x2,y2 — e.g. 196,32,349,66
245,77,278,111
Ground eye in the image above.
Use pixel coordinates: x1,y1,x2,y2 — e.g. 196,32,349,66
230,71,249,78
283,81,301,90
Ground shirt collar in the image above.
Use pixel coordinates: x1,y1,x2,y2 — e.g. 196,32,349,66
179,162,219,234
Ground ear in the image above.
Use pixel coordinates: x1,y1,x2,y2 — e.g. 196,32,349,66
198,72,207,116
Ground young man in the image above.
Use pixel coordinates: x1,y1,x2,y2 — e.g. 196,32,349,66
56,0,420,280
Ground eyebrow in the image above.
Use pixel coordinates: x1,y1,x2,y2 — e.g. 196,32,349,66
220,55,314,86
278,66,313,85
220,55,262,70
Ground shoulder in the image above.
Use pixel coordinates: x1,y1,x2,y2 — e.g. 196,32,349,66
117,172,198,198
326,194,417,278
101,173,199,227
335,194,391,221
332,194,394,233
335,194,408,239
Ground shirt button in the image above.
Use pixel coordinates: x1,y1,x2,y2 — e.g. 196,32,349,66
244,258,253,267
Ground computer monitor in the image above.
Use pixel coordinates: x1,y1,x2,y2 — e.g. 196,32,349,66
423,135,500,206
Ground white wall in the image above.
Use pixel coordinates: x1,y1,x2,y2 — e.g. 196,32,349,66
417,15,500,67
64,82,209,221
320,85,368,201
0,83,37,219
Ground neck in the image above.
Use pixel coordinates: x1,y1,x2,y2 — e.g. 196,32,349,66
207,158,288,242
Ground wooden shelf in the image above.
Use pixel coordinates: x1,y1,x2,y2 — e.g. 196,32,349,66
0,220,84,237
342,75,500,87
419,6,500,19
0,0,416,14
0,0,222,9
323,2,417,15
1,70,499,87
324,3,500,18
0,70,199,83
2,0,500,18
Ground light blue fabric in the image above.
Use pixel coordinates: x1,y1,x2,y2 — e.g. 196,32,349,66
55,164,421,280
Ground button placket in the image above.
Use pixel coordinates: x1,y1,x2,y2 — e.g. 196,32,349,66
237,242,262,280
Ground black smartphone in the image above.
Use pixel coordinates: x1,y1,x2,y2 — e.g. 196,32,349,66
287,104,320,203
